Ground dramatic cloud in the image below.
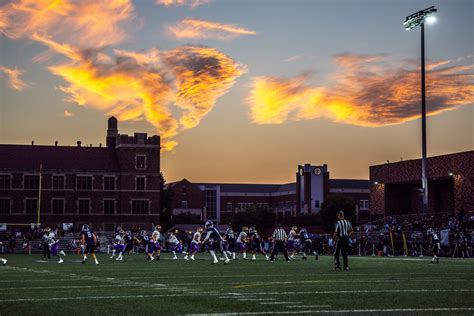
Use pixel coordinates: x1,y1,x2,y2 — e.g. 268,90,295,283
0,0,135,48
248,54,474,127
0,65,27,91
33,35,243,150
168,18,256,41
156,0,212,8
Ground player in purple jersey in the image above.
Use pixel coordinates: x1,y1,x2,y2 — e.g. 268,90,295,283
80,224,99,265
184,228,202,261
248,227,270,261
202,221,230,264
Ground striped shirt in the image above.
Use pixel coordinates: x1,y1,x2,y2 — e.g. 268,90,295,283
335,219,352,238
272,228,287,241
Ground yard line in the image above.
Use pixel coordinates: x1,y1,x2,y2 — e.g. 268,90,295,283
0,279,83,283
188,308,474,315
286,305,332,308
241,289,474,295
1,289,472,303
259,302,302,305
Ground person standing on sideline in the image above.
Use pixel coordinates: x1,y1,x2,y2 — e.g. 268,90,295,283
269,224,290,262
333,211,353,270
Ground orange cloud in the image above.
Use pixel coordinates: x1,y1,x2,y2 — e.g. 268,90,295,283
168,18,256,41
156,0,212,8
248,55,474,127
34,36,243,150
0,0,135,48
0,65,27,91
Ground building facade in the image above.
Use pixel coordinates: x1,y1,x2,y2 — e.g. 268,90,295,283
169,164,370,224
0,117,161,231
370,151,473,216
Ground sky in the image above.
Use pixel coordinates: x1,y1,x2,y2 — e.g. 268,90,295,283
0,0,473,184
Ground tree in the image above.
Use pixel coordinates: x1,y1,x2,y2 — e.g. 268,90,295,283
230,206,276,233
320,194,356,231
158,172,174,229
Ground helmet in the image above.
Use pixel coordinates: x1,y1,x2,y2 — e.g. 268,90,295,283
44,227,51,233
81,224,90,232
292,226,298,231
119,230,125,235
126,230,131,235
242,226,248,232
155,225,162,231
140,230,147,237
300,228,307,234
197,227,203,233
205,220,214,229
249,226,255,233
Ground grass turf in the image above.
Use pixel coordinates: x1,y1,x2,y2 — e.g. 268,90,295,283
0,253,473,315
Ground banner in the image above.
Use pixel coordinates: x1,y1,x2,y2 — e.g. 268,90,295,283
440,229,449,246
0,224,6,231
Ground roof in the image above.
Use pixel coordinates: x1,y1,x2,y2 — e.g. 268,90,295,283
0,144,120,172
329,179,370,190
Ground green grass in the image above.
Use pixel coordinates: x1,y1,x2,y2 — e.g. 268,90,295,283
0,252,473,315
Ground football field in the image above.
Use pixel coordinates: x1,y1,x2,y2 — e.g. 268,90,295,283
0,253,473,315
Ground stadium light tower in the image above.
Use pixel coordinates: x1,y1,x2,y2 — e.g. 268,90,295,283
403,6,437,215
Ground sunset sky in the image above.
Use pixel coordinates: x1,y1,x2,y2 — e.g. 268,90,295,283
0,0,472,184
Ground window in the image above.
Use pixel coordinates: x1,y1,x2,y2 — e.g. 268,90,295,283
226,202,233,211
25,199,37,214
52,199,64,214
237,202,253,211
136,155,146,169
205,189,217,221
0,175,11,189
24,175,39,189
0,199,10,214
132,200,149,214
359,200,369,210
52,175,65,190
314,200,320,208
104,200,115,214
78,199,90,214
181,201,188,209
136,177,146,191
104,176,115,191
257,203,269,208
182,186,187,194
76,176,92,190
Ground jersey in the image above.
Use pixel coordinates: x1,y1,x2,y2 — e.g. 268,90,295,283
192,232,201,244
299,231,309,243
169,235,180,246
123,233,133,244
204,227,222,242
237,231,247,243
115,235,124,245
82,230,96,245
288,230,297,241
43,232,56,246
225,228,236,241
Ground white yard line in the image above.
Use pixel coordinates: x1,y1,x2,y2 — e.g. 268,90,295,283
188,308,474,315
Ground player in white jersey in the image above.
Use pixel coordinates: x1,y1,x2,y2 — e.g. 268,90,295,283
287,226,298,260
46,229,66,263
185,228,203,260
152,225,162,260
168,232,185,260
236,227,248,259
110,230,125,261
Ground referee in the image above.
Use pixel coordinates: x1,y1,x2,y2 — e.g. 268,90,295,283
269,224,290,262
333,211,353,270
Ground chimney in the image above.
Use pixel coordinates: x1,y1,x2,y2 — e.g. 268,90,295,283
55,141,58,147
99,144,102,148
90,144,92,147
77,141,82,147
31,141,34,146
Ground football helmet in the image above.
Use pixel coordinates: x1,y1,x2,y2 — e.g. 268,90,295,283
81,224,90,232
205,220,214,229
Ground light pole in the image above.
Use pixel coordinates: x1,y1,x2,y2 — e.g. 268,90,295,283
403,6,437,215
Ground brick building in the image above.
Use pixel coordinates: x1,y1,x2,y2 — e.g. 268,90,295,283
169,164,370,224
370,151,473,216
0,117,161,231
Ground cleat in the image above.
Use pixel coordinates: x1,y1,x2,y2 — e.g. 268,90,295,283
315,255,319,260
224,258,230,264
60,250,66,257
436,257,439,263
190,256,195,261
172,257,178,260
302,256,307,260
58,259,64,264
212,260,219,264
344,267,349,271
81,260,86,264
1,259,7,265
110,256,114,259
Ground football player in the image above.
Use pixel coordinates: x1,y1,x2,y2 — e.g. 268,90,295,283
168,232,185,260
224,224,237,260
287,226,298,260
80,224,99,265
110,230,125,261
202,221,230,264
139,230,154,261
248,227,269,260
428,228,440,264
152,225,162,260
299,228,317,260
236,226,249,260
123,230,134,255
184,228,202,261
47,228,66,263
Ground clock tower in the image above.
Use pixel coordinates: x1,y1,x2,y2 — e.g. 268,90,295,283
296,164,328,214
